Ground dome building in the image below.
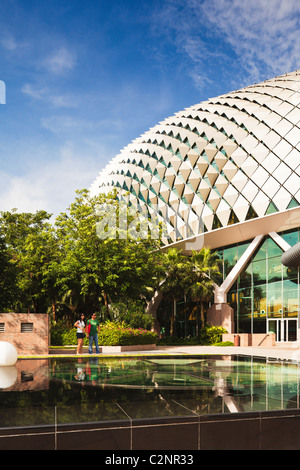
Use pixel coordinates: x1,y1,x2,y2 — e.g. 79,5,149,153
91,70,300,344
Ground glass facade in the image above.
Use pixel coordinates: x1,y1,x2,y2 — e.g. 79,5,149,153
157,228,300,342
218,228,300,340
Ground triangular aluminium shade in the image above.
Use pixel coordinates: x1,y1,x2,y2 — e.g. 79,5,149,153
90,69,300,242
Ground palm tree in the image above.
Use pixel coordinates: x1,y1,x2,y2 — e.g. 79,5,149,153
160,248,190,336
188,248,221,333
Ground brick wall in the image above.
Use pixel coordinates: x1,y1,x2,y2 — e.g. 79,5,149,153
0,313,49,355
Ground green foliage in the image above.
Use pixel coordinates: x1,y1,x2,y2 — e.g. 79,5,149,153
0,190,162,321
109,300,154,329
50,320,88,346
0,188,223,348
50,320,157,346
157,336,200,346
159,247,222,335
97,321,157,346
52,189,162,319
121,312,154,330
214,341,234,346
198,325,228,344
158,326,228,346
0,235,17,311
0,209,56,313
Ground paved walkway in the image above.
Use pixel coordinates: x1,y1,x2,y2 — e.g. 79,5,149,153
25,343,300,361
154,344,300,361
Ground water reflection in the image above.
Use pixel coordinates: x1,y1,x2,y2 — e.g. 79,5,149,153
0,366,17,389
51,357,214,389
0,355,300,427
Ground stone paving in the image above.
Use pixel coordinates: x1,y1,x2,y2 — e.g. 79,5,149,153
21,343,300,361
155,344,300,361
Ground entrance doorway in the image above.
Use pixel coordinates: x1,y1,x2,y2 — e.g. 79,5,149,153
267,318,298,342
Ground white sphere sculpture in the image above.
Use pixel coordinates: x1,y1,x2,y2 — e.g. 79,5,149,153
0,366,17,389
0,341,18,366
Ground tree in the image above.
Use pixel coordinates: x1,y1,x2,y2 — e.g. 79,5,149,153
188,248,222,333
0,233,17,311
159,248,191,336
157,247,221,336
54,189,162,321
0,209,58,313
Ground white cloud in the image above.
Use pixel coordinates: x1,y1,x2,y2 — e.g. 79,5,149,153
0,144,102,216
42,47,76,74
195,0,300,81
154,0,300,89
0,33,28,52
21,83,77,108
41,115,94,133
0,35,18,51
21,83,48,100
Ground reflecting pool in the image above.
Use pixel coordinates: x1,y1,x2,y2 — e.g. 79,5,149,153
1,355,300,427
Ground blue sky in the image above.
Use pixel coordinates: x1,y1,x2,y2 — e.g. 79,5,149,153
1,0,300,216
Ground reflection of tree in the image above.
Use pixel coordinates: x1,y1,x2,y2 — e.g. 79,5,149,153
253,286,264,313
224,259,237,279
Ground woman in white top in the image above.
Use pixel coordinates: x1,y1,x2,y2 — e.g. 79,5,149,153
74,314,85,354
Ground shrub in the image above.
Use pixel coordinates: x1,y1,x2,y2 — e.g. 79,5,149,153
214,341,234,346
198,325,228,345
157,325,228,346
120,311,154,330
157,336,200,346
98,321,157,346
50,321,225,347
50,320,88,346
109,301,154,330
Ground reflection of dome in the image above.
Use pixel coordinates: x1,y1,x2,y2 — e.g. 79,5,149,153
91,70,300,244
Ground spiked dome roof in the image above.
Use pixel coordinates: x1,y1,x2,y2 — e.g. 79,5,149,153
90,70,300,245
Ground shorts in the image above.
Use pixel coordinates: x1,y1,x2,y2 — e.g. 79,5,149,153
76,333,85,339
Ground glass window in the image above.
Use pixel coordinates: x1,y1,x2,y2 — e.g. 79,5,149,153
253,284,267,317
228,287,238,327
281,229,299,246
268,255,282,283
228,288,238,309
267,237,282,258
239,261,252,288
267,282,282,317
253,259,267,284
252,239,267,262
228,210,239,225
265,201,278,215
212,249,224,282
253,317,266,334
237,241,250,259
223,245,238,277
283,280,298,317
238,287,252,334
214,228,300,337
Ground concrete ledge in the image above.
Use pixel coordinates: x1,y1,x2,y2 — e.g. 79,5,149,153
49,344,157,355
102,344,156,353
223,333,276,347
49,347,89,355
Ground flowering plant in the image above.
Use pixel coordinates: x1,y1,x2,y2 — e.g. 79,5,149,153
98,321,158,346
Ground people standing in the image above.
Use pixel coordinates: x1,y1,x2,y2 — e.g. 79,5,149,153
86,313,100,354
74,314,86,354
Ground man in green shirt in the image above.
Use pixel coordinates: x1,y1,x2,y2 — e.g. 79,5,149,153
87,313,100,354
